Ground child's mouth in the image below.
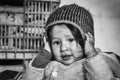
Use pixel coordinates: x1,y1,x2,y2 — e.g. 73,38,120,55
61,55,72,60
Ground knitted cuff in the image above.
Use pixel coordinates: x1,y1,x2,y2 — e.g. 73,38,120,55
32,55,51,68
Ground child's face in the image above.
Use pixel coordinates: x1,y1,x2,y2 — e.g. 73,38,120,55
50,24,84,65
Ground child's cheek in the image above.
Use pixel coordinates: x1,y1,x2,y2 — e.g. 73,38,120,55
52,45,60,53
70,41,78,50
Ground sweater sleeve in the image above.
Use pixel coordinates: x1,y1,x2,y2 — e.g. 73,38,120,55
23,59,45,80
86,52,120,80
102,53,120,78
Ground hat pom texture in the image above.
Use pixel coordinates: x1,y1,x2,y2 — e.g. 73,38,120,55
45,4,94,39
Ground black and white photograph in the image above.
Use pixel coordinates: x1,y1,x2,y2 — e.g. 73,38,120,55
0,0,120,80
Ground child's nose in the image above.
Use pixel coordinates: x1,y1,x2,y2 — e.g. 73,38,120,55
60,42,69,52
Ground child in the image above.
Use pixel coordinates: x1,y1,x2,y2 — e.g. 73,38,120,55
23,4,120,80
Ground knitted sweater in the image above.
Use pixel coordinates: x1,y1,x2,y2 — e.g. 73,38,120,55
44,59,85,80
23,52,120,80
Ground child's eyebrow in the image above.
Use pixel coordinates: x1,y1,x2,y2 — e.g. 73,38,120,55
51,36,60,40
65,35,74,38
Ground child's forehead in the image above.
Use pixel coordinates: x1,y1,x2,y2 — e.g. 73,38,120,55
51,24,74,37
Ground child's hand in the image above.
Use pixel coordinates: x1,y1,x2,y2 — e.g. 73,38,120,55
32,49,52,68
84,32,98,58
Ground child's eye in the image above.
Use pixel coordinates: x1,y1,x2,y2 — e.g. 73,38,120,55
68,38,75,42
53,41,60,45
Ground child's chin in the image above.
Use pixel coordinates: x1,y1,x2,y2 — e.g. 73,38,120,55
62,60,74,65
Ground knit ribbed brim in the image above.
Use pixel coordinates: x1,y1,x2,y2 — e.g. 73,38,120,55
45,4,94,39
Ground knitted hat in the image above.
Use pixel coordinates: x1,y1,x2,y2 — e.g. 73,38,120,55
45,4,94,39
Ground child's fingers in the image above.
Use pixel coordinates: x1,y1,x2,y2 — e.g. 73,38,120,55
87,32,95,42
85,32,94,43
85,33,91,41
84,33,97,58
